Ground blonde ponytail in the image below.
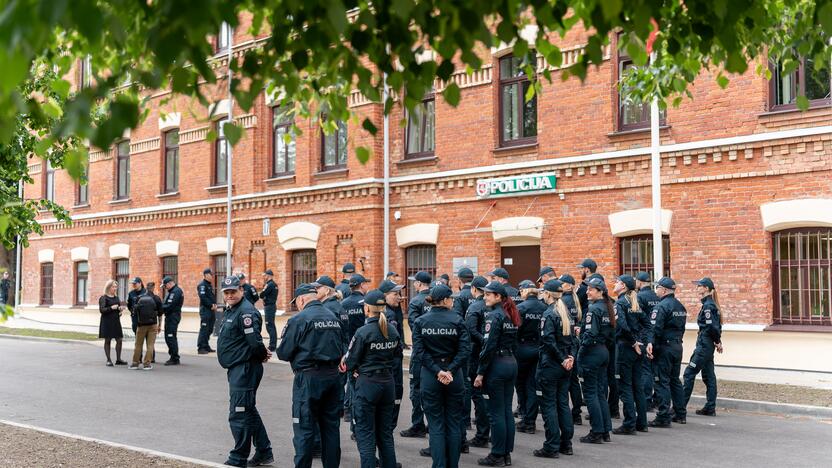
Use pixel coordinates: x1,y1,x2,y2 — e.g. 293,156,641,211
367,304,389,338
555,298,572,336
627,290,640,313
711,289,722,326
573,293,583,323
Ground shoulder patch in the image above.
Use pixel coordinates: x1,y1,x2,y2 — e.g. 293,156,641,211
586,314,592,323
243,316,253,327
705,311,711,319
485,322,491,333
651,311,657,320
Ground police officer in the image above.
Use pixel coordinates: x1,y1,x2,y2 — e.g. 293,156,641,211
683,277,723,417
277,284,345,468
537,267,557,286
216,276,273,468
474,281,520,467
161,276,183,365
515,279,546,434
386,271,402,284
342,273,370,425
439,273,451,286
488,268,520,304
452,268,475,318
127,277,146,335
197,268,216,354
612,275,652,435
400,270,432,438
336,263,356,299
465,276,491,449
412,283,471,468
379,279,405,429
342,289,402,468
635,272,660,410
558,274,584,426
646,276,687,427
259,269,278,352
534,279,576,458
238,273,259,306
578,276,614,444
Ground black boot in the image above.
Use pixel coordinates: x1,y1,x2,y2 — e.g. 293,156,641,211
400,425,427,438
613,426,637,435
649,419,671,428
477,454,506,466
671,415,686,424
468,437,490,448
696,408,716,416
579,431,604,444
533,448,558,458
559,445,574,455
419,447,431,457
602,432,611,442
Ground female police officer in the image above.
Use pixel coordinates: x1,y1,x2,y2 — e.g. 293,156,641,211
534,279,576,458
341,289,402,468
683,277,723,417
474,281,520,467
578,276,615,444
558,274,584,426
515,280,546,434
612,275,652,435
412,283,471,468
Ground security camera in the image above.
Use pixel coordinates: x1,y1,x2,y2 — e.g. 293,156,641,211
393,210,401,220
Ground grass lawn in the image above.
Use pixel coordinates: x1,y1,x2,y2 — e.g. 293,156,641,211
0,326,99,341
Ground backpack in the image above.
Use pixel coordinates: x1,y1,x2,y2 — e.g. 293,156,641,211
136,293,158,326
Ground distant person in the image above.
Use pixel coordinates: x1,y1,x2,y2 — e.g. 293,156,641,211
99,280,126,366
127,277,146,335
197,268,217,354
129,282,161,370
146,282,164,364
238,273,259,306
0,271,12,306
161,276,184,366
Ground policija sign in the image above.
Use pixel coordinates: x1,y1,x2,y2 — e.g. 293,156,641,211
475,172,557,199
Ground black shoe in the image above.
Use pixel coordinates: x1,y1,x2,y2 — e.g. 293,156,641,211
105,361,114,367
420,447,431,457
268,346,276,352
462,443,470,454
343,411,352,423
584,413,591,420
151,359,156,363
636,426,649,433
602,432,611,442
505,454,511,466
515,422,535,434
579,432,604,444
613,426,637,435
207,348,216,353
572,415,583,425
247,453,274,466
350,433,356,441
611,412,621,419
198,349,210,355
400,426,427,438
649,419,671,428
559,446,573,456
477,454,506,466
114,360,127,366
164,359,180,366
533,449,558,458
696,408,716,416
671,416,686,424
468,437,490,448
224,460,246,467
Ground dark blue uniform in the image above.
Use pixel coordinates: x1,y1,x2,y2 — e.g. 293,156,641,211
578,300,614,435
516,295,546,427
127,287,146,334
637,286,661,406
537,303,576,454
323,296,349,345
341,290,366,423
344,317,402,468
197,279,215,352
477,305,518,459
561,291,584,420
335,279,351,300
464,295,490,443
614,294,652,431
683,296,721,413
647,293,687,424
277,299,345,468
383,303,405,428
406,288,430,432
412,305,471,468
217,298,271,467
161,285,183,362
242,283,259,306
452,284,473,318
259,279,278,351
504,284,521,304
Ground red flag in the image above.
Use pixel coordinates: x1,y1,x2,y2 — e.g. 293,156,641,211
646,18,660,54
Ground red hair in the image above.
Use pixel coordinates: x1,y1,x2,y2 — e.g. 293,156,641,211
501,296,521,327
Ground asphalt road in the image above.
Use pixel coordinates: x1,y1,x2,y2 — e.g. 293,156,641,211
0,337,830,467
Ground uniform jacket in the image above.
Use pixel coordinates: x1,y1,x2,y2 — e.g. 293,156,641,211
341,290,367,341
242,283,259,306
276,299,345,371
464,295,487,357
323,296,349,346
259,280,278,308
383,303,405,345
335,280,351,300
161,285,183,315
477,304,518,375
581,299,614,347
452,285,473,318
576,272,604,313
614,294,652,346
517,295,546,345
407,289,431,334
127,287,147,316
344,317,403,374
217,298,268,369
696,296,722,347
538,304,577,369
647,294,687,346
197,280,215,313
412,306,471,375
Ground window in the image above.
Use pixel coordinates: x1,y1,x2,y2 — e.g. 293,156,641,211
78,56,92,89
40,262,54,305
405,92,436,157
75,261,89,306
44,160,55,202
499,54,537,146
164,130,179,193
162,256,178,287
618,51,666,131
76,164,89,206
215,118,229,185
321,119,347,170
113,259,129,300
770,58,831,110
292,250,317,309
272,106,296,175
773,229,831,326
405,245,437,305
212,254,230,304
216,22,233,52
619,235,671,280
115,140,130,199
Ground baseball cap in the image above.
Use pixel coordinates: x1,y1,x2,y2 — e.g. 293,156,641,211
457,267,474,279
694,277,715,289
518,279,536,289
220,275,241,291
236,273,246,280
470,276,488,289
378,280,403,294
584,276,607,292
483,281,507,297
342,263,356,274
542,279,564,293
349,274,368,287
311,275,336,288
162,276,174,285
537,266,555,281
657,277,677,290
364,289,386,306
617,274,636,291
428,283,454,302
202,268,213,275
291,283,317,303
489,268,510,280
263,269,274,276
408,271,432,284
635,272,652,283
577,258,597,270
558,274,576,285
440,273,450,282
130,277,142,285
386,271,398,278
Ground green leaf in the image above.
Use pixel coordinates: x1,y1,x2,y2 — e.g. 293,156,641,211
818,3,832,33
796,95,809,111
223,122,243,146
356,146,370,164
0,215,8,235
390,0,414,19
0,51,28,93
716,74,729,89
443,82,460,106
42,98,63,118
64,149,88,180
50,79,71,99
34,138,53,157
362,118,378,135
327,1,347,35
600,0,623,20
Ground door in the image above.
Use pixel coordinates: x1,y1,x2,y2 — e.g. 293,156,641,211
500,245,540,287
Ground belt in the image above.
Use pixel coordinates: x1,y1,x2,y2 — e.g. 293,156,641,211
299,361,339,372
434,357,450,364
363,369,392,377
497,350,514,357
663,338,682,344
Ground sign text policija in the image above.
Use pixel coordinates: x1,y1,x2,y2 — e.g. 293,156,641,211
475,173,557,199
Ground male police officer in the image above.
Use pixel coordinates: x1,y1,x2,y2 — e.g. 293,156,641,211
452,267,475,318
217,276,273,468
259,269,279,352
277,284,345,468
488,268,520,303
635,272,660,409
646,276,688,427
400,271,432,438
127,277,146,335
537,266,557,286
341,273,370,426
336,263,356,299
197,268,216,354
161,276,183,366
465,276,491,448
238,273,259,306
386,271,402,285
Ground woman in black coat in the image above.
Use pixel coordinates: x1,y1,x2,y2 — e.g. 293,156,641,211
99,280,126,366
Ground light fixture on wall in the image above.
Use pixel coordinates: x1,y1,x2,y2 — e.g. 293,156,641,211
558,193,565,200
393,210,401,220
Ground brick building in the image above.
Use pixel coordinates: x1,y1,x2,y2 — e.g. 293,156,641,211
18,19,832,371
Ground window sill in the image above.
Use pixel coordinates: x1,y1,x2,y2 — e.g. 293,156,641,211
264,174,296,185
758,105,832,118
206,184,234,194
313,168,349,179
108,198,131,206
607,125,671,137
397,155,438,166
72,203,91,210
764,324,832,333
156,192,180,200
492,142,538,156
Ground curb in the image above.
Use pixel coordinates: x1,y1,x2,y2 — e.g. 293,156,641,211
689,395,832,419
0,333,101,345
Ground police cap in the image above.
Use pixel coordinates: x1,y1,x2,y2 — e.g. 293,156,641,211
577,258,597,270
291,283,317,303
488,268,510,280
483,281,507,297
364,289,386,306
617,274,636,291
236,273,246,280
408,271,432,284
657,277,676,290
263,269,274,276
558,274,576,285
349,274,368,287
470,276,489,290
542,279,563,293
518,279,537,289
342,263,356,274
428,283,454,302
378,280,403,294
130,277,143,285
457,267,474,279
220,275,241,291
694,277,715,290
311,275,336,288
162,276,174,285
537,266,555,281
202,268,213,275
635,272,652,283
584,276,607,292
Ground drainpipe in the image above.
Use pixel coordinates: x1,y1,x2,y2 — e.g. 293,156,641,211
650,52,664,280
383,72,390,274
